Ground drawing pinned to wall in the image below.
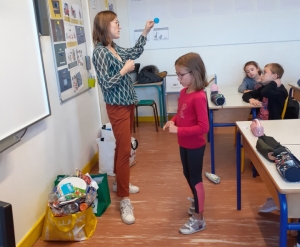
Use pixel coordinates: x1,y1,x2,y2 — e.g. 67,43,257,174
70,68,83,93
75,26,86,44
65,47,78,69
50,19,65,42
69,4,83,25
76,44,86,68
58,68,72,92
65,24,77,47
63,2,70,22
153,27,168,41
49,0,62,18
54,43,67,67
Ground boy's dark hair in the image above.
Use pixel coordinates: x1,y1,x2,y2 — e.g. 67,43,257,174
265,63,284,79
244,61,262,75
175,52,208,90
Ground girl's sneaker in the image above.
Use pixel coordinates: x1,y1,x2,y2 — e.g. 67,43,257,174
187,197,195,215
179,216,206,235
258,197,278,212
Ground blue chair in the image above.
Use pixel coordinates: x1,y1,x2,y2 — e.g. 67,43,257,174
133,100,159,132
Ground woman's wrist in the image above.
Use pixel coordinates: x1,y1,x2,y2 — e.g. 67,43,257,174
142,29,149,37
120,68,127,76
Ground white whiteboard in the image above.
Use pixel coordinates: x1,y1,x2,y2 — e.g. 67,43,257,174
127,0,300,49
0,1,50,141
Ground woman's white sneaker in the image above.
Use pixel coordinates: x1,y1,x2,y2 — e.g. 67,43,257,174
113,181,140,193
120,199,135,224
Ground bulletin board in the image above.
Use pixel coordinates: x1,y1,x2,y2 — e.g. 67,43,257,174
127,0,300,50
48,0,90,102
0,1,50,146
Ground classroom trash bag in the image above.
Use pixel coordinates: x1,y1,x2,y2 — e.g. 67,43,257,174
89,173,111,217
54,173,111,217
96,137,116,176
96,123,138,176
41,206,97,241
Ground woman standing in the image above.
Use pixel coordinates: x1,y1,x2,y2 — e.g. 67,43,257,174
92,10,154,224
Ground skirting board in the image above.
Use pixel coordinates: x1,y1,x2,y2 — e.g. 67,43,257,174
16,152,98,247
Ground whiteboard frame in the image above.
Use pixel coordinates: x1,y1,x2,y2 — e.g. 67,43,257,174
0,0,51,151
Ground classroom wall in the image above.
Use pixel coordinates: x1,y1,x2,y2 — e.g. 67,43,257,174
116,0,300,117
0,4,101,245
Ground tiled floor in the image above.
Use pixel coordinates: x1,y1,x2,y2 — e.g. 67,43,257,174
33,123,297,246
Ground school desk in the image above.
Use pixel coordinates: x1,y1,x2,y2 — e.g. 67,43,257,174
207,87,258,174
134,81,166,128
288,83,300,102
236,120,300,247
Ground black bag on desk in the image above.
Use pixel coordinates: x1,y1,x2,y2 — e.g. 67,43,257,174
275,149,300,182
136,71,162,84
256,135,286,162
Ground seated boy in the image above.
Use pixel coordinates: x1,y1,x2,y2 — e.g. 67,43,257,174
242,63,288,213
242,63,288,120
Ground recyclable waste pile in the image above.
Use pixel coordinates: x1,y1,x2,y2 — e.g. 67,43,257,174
48,169,99,216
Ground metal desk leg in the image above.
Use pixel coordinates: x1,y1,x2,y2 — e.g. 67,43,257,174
161,79,167,122
251,108,257,119
209,109,215,174
278,193,288,247
289,87,293,97
236,130,241,210
153,85,163,128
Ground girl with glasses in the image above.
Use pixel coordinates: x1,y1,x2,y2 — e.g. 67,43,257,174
164,52,209,235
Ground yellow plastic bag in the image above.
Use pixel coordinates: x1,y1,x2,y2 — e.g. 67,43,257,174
41,206,97,241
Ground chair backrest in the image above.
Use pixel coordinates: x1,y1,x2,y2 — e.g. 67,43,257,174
281,97,289,119
281,97,300,119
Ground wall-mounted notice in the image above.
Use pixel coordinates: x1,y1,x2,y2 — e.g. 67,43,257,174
127,0,300,50
48,0,89,102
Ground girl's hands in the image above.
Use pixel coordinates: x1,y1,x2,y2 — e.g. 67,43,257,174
249,98,262,106
163,121,178,133
142,20,154,37
163,121,174,130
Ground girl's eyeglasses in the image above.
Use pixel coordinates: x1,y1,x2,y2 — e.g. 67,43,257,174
176,72,190,79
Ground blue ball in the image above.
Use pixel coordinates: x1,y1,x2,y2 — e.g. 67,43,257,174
297,79,300,86
154,18,159,24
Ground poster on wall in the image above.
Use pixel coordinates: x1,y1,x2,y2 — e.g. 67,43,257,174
48,0,89,102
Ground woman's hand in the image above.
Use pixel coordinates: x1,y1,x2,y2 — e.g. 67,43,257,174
142,20,154,37
249,98,262,106
163,121,174,130
120,59,135,76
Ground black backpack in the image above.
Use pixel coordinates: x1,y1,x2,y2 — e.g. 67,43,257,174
283,97,299,119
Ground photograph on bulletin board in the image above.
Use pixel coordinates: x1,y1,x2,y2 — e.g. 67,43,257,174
47,0,89,102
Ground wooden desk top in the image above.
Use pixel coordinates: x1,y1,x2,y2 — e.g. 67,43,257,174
236,120,300,194
238,119,300,145
134,81,163,87
288,83,300,90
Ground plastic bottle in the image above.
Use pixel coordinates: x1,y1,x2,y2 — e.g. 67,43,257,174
61,202,79,215
85,187,97,205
